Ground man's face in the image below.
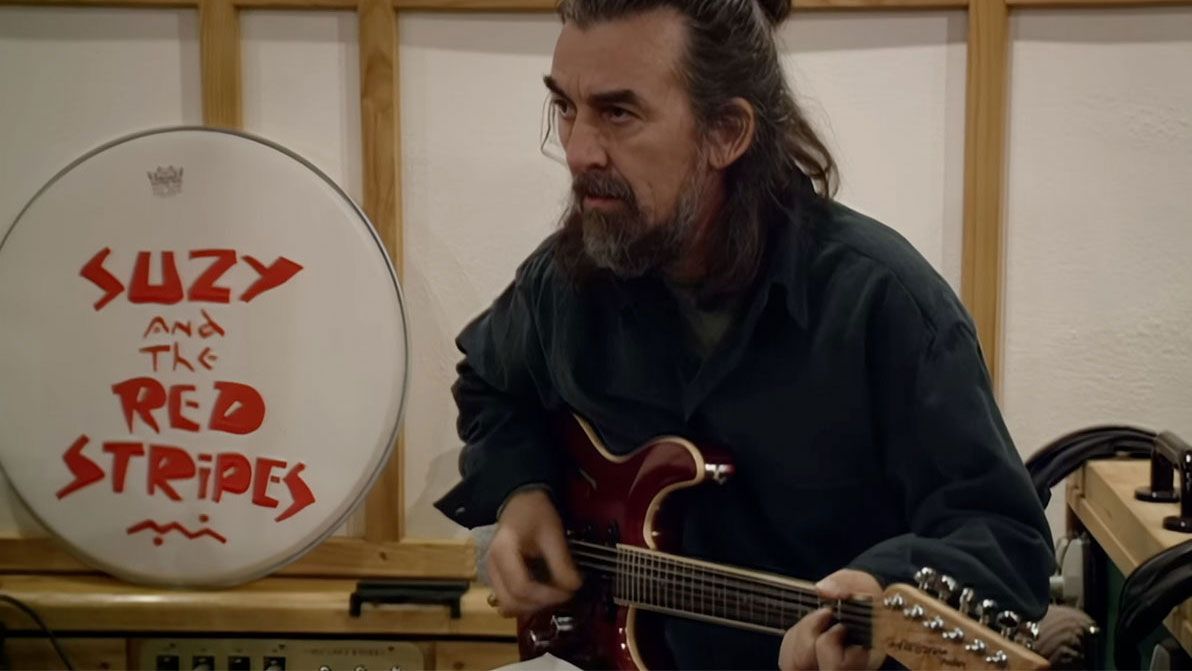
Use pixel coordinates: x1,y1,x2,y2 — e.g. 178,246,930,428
548,8,708,277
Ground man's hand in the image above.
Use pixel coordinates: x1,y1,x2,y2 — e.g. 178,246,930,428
778,569,884,671
486,489,583,617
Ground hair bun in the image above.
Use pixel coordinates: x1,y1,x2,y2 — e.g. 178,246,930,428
755,0,791,27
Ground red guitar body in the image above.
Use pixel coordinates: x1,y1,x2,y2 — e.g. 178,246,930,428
517,414,734,670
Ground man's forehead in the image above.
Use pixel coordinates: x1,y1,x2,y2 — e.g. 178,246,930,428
549,9,687,98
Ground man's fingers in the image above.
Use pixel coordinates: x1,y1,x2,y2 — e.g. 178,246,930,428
841,644,871,671
486,562,516,617
490,540,571,612
814,622,847,671
780,608,835,670
537,525,583,591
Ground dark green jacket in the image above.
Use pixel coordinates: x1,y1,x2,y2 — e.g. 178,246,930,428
436,194,1053,669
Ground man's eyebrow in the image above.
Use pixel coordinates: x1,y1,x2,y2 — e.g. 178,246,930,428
544,76,644,109
544,76,570,100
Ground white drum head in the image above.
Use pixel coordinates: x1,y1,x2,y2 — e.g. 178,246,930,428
0,127,408,587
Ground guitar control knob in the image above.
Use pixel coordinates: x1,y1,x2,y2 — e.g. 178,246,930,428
915,567,938,592
903,605,925,620
964,639,987,654
976,599,998,627
942,627,965,642
996,611,1021,639
923,616,946,631
985,651,1009,668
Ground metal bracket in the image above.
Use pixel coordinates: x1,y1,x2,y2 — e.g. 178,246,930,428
348,579,470,619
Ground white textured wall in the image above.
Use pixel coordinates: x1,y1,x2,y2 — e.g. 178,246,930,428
399,11,968,538
0,7,202,537
241,11,365,536
1003,8,1192,537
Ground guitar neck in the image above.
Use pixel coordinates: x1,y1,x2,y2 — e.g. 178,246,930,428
569,540,873,647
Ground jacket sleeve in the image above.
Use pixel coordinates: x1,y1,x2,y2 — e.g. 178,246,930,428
846,293,1055,621
433,274,564,529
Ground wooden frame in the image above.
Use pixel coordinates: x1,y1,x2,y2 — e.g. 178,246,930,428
0,0,1189,577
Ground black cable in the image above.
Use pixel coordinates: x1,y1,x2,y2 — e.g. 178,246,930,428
0,594,76,671
1023,425,1154,505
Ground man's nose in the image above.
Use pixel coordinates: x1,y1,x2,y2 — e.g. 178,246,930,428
564,118,609,175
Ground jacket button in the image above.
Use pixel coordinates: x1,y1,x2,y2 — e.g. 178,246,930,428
454,506,466,516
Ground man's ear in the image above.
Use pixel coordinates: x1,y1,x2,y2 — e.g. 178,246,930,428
705,97,757,170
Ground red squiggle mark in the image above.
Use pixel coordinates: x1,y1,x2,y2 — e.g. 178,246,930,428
126,519,227,544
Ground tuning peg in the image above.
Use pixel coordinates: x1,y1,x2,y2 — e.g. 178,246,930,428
942,627,966,642
883,594,905,609
935,575,959,603
985,651,1009,667
976,599,998,627
964,639,987,654
915,567,939,592
903,604,925,620
996,611,1021,639
957,587,976,617
923,616,946,631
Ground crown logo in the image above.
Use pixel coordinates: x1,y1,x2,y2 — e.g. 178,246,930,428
147,166,183,197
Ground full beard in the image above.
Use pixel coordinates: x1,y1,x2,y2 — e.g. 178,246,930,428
555,167,704,281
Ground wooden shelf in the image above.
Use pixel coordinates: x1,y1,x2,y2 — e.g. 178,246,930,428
0,574,515,637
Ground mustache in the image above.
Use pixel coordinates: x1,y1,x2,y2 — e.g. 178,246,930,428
572,172,636,204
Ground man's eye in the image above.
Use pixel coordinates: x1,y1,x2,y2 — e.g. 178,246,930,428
606,107,633,123
552,99,575,119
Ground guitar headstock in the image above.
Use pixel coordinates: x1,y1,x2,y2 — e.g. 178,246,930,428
874,568,1049,670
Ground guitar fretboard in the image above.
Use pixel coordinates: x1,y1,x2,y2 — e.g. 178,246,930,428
569,540,873,647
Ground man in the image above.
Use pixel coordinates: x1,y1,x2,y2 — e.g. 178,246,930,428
435,1,1054,669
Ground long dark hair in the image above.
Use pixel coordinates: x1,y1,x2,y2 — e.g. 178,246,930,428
554,0,837,298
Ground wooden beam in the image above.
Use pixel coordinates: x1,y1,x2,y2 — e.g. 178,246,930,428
199,0,242,129
235,0,354,7
390,0,966,9
962,0,1009,388
1010,0,1192,6
0,537,474,578
357,0,407,543
0,0,195,6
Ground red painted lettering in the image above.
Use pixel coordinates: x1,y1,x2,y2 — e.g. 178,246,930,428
80,247,124,311
252,458,285,508
103,442,145,493
213,452,251,502
188,249,236,303
128,251,184,305
168,385,200,432
275,462,316,522
56,435,104,499
241,255,303,303
209,382,265,435
112,377,165,433
147,444,194,501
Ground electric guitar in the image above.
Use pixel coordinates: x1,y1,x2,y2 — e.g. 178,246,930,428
517,414,1050,670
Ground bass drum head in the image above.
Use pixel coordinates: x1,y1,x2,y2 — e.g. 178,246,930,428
0,127,408,587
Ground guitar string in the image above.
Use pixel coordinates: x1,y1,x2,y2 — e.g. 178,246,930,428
567,549,874,633
568,542,874,619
